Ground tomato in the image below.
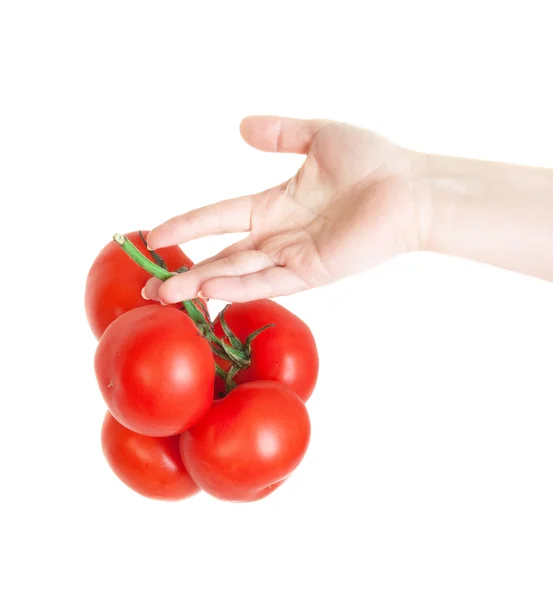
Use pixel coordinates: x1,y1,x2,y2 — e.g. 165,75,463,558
85,230,194,339
180,381,310,502
101,411,199,501
95,305,215,437
213,300,319,402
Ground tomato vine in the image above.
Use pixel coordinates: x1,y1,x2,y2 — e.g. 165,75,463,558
112,233,273,393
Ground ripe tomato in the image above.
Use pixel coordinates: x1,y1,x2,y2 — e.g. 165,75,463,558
85,230,194,339
101,411,199,501
180,381,311,502
213,300,319,402
95,305,215,437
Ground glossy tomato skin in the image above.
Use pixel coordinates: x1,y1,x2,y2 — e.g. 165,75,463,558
213,300,319,402
85,230,194,340
101,411,200,501
95,305,215,437
180,381,311,502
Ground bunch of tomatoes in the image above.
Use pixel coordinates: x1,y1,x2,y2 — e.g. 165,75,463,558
85,232,319,502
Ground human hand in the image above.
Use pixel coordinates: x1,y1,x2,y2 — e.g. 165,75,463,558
143,116,429,303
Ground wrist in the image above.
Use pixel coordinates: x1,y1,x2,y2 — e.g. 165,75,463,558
406,149,435,252
416,153,475,254
415,152,553,281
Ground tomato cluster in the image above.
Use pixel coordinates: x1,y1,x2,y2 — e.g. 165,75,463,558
85,232,319,503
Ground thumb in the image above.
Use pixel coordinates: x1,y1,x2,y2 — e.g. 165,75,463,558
240,115,333,155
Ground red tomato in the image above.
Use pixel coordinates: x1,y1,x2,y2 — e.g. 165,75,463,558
85,230,194,339
213,300,319,402
101,411,199,501
95,305,215,437
180,381,311,502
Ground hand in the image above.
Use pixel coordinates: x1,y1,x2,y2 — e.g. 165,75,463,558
144,116,429,303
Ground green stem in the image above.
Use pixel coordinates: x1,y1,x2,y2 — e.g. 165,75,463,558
225,364,240,394
114,233,208,327
215,364,228,381
113,234,251,371
113,233,171,281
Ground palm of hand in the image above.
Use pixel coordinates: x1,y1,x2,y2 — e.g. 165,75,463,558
146,117,423,302
250,123,420,289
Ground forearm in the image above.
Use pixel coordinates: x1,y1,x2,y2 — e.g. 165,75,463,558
420,153,553,281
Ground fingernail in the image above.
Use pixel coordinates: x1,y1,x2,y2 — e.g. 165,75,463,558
198,291,207,299
141,287,149,300
159,299,168,306
146,244,154,251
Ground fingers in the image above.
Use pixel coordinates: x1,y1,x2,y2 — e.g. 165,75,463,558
240,116,334,155
142,277,163,303
191,237,255,269
148,115,333,251
147,196,253,250
143,237,254,302
146,251,276,303
202,268,309,302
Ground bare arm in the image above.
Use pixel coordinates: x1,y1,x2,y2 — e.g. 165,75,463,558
144,117,553,304
422,154,553,281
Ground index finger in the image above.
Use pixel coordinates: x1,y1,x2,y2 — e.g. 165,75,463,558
147,195,253,250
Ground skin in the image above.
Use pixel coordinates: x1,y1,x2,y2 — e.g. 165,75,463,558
141,116,553,304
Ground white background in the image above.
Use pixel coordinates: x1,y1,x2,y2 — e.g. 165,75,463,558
1,1,552,599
